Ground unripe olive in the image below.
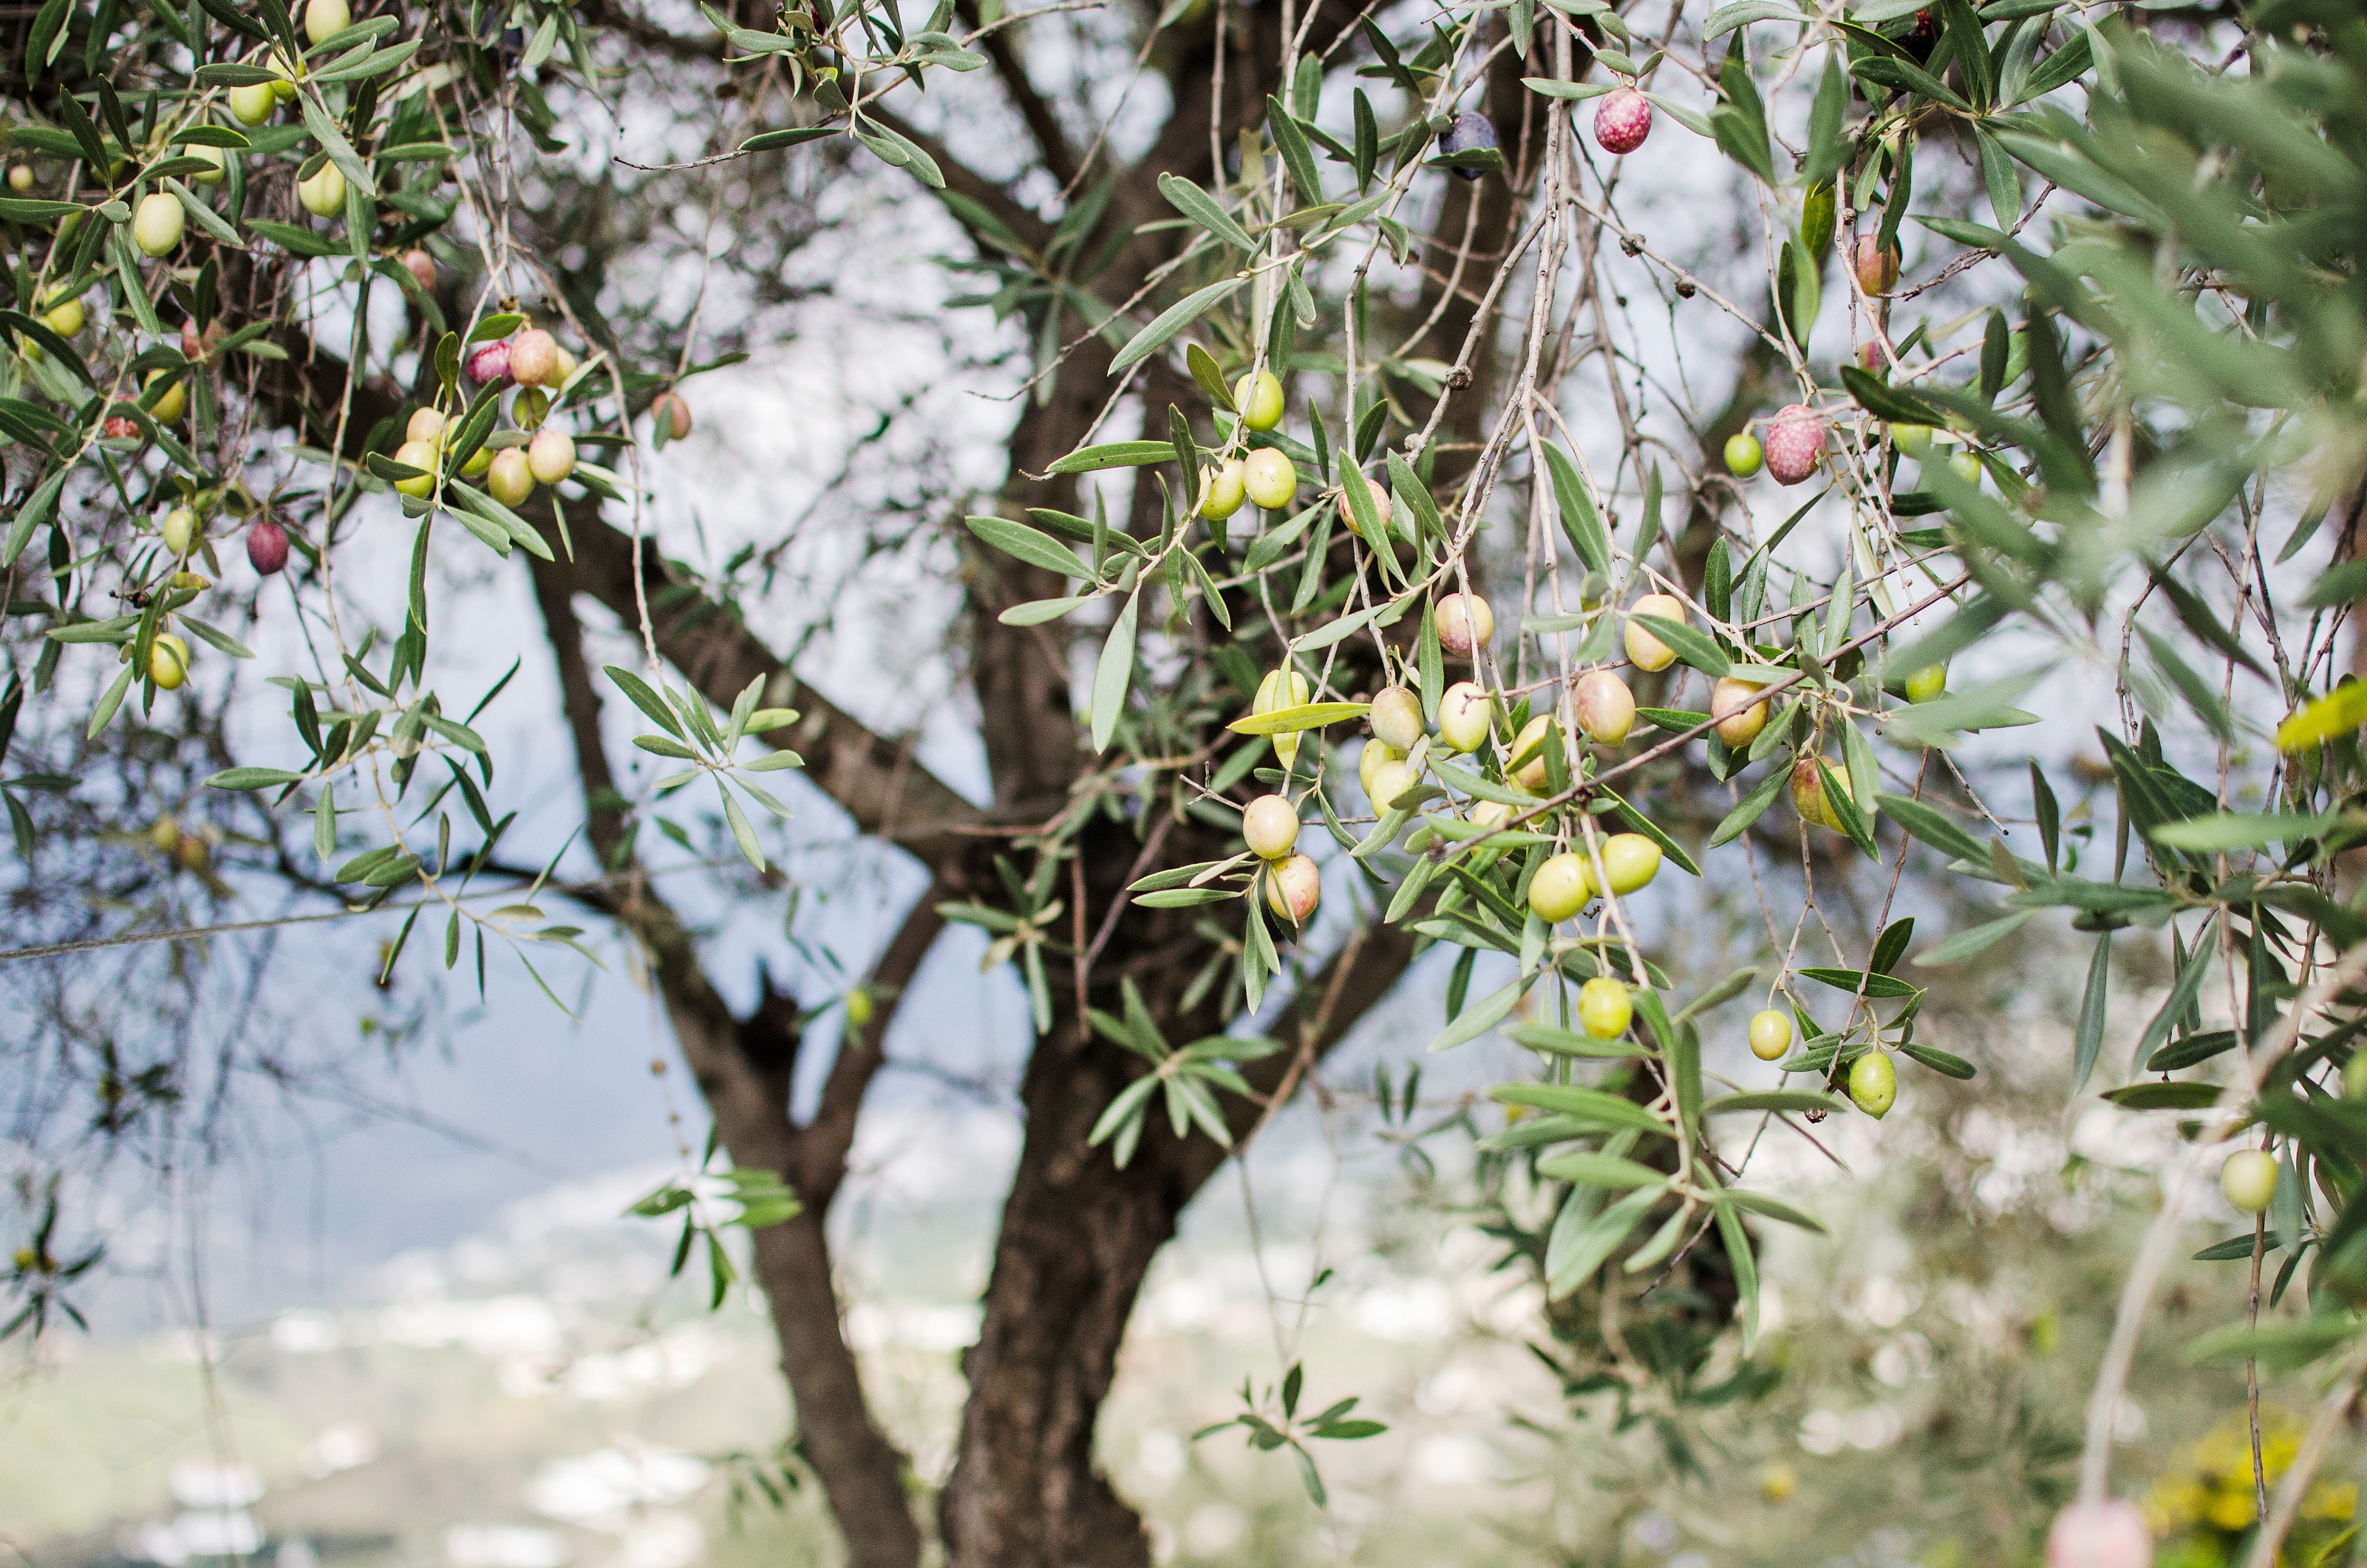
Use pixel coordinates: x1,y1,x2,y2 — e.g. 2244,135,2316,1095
1358,739,1403,803
514,388,550,429
1369,686,1424,751
392,438,438,498
528,427,576,485
1852,234,1901,296
1573,669,1634,746
185,144,225,185
1891,423,1932,458
401,248,437,294
298,162,346,218
1947,449,1982,483
1748,1009,1792,1062
1196,458,1246,520
1242,794,1299,860
1233,369,1284,431
268,48,302,97
1437,592,1493,658
151,814,182,853
1848,1051,1896,1117
1366,757,1411,812
1903,664,1947,703
1528,852,1593,922
1471,800,1513,834
1624,593,1685,672
1437,682,1491,753
1255,667,1312,771
552,346,579,385
2044,1499,2153,1568
1337,483,1392,544
1598,833,1661,896
304,0,351,45
1242,448,1296,511
844,987,874,1027
39,296,82,338
486,447,535,508
144,372,185,426
1578,978,1632,1040
651,391,693,440
406,407,446,446
1710,675,1769,746
509,328,561,388
160,505,196,556
2221,1150,2278,1215
1264,853,1320,924
149,633,191,690
1724,432,1763,477
6,166,30,193
2347,1051,2367,1100
1508,713,1553,792
228,83,276,126
132,192,185,257
461,444,494,477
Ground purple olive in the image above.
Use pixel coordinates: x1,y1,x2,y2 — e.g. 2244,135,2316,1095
1438,112,1498,181
465,340,511,386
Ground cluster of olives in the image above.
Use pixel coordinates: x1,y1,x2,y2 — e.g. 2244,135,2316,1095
392,325,580,505
1194,369,1301,520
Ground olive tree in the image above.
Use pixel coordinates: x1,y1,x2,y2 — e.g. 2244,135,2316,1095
4,0,2366,1561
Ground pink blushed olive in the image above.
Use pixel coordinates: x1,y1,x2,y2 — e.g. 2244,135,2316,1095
1437,592,1493,658
1624,593,1686,672
1369,686,1424,751
651,391,693,440
1337,483,1392,544
464,338,511,386
526,426,576,485
1791,755,1847,831
1764,405,1827,486
1263,854,1321,924
1710,675,1769,746
1593,88,1652,155
508,328,561,389
1853,234,1901,296
1528,852,1593,923
1242,794,1300,861
2045,1501,2152,1568
1437,681,1491,753
486,448,535,508
1572,669,1634,746
401,248,437,294
246,519,289,576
